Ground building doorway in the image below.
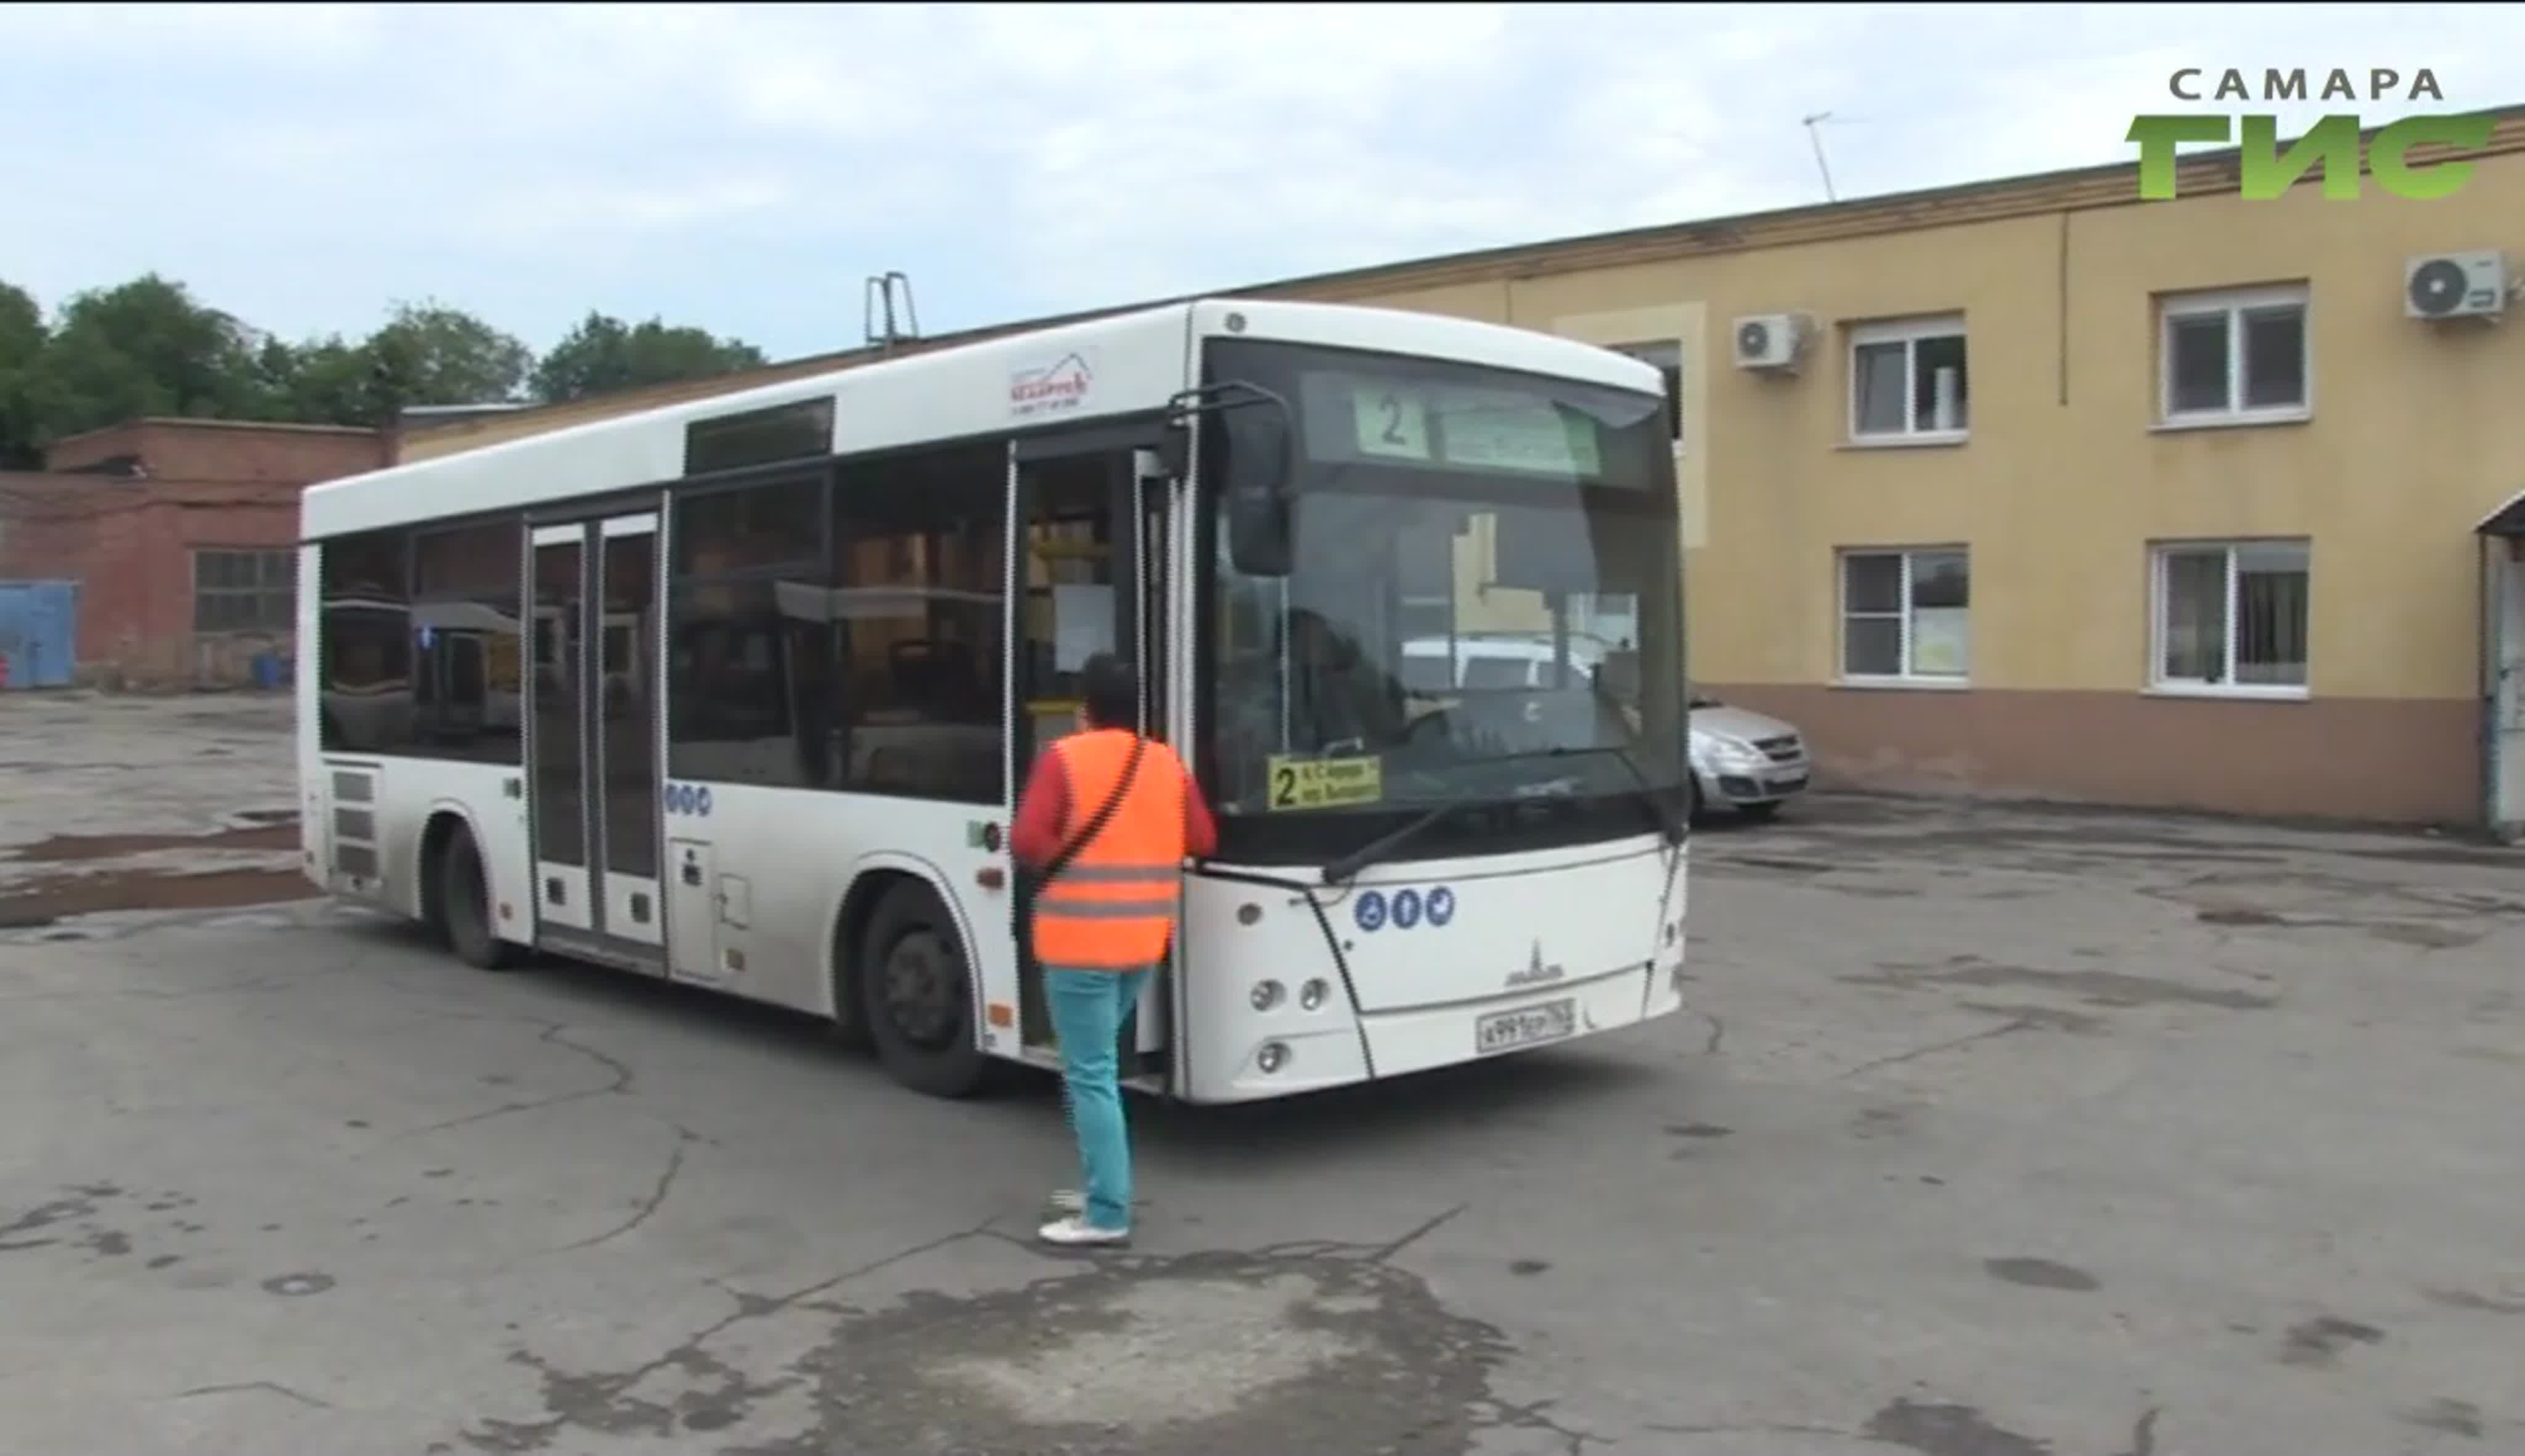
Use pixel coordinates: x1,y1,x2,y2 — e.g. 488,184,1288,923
2476,491,2525,843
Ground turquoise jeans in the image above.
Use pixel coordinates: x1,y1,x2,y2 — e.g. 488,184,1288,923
1046,965,1152,1232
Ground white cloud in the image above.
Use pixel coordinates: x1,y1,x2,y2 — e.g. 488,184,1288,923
6,1,2523,360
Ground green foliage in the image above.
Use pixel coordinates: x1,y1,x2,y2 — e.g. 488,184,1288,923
0,275,769,467
531,311,769,404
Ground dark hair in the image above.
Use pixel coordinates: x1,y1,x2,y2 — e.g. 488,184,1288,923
1081,652,1137,729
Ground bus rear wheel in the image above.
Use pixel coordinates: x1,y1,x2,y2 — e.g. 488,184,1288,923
860,885,988,1098
440,827,524,972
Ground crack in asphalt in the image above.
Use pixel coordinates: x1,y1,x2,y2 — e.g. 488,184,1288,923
1645,1420,1878,1445
462,1214,1011,1452
174,1380,335,1410
1362,1201,1468,1264
1836,1016,2034,1081
400,1022,635,1138
1483,1393,1614,1455
1653,1398,2163,1455
551,1128,697,1254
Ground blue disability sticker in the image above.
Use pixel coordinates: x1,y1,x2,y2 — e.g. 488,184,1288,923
1425,885,1455,926
695,787,713,816
1354,890,1388,932
1391,888,1423,929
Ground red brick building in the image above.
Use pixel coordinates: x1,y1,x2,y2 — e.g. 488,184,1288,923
0,419,386,689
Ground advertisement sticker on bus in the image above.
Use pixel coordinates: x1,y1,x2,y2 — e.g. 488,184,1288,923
1009,348,1097,420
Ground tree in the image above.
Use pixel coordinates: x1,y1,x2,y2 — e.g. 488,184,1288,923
0,273,764,459
362,299,533,417
0,281,46,467
531,311,768,404
258,333,375,428
18,274,272,447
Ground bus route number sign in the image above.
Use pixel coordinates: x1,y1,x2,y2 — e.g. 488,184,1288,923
1265,753,1384,811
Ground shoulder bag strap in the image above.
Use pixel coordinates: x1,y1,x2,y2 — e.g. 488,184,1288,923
1036,731,1151,890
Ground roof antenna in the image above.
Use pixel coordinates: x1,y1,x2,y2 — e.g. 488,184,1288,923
864,271,920,355
1801,112,1840,203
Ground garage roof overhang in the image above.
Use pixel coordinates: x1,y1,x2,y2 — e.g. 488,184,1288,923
2478,488,2525,538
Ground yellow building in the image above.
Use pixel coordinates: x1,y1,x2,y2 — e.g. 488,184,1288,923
404,111,2525,830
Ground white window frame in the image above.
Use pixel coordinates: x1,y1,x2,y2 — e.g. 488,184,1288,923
2146,538,2312,700
1836,546,1971,686
1611,339,1683,449
1846,314,1969,446
2155,282,2312,429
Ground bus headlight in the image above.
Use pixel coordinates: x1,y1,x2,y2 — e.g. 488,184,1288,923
1251,980,1285,1012
1299,978,1329,1011
1257,1041,1290,1074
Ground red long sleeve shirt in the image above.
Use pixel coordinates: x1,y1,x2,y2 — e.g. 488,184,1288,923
1009,737,1219,869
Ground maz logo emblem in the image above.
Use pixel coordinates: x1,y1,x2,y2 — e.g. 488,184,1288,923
1506,940,1565,989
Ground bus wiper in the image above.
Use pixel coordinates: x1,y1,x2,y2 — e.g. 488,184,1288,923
1317,745,1683,887
1544,743,1687,848
1320,795,1476,887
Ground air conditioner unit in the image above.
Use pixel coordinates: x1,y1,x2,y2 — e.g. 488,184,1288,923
2405,251,2508,321
1731,313,1810,371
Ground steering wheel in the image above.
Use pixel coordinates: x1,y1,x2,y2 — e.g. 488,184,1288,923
1399,706,1452,746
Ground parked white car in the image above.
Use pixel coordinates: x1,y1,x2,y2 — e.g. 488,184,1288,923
1398,636,1811,822
1686,693,1810,822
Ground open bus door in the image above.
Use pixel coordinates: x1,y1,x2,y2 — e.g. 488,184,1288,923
1009,422,1176,1089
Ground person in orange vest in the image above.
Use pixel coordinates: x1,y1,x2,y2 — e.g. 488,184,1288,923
1009,651,1218,1246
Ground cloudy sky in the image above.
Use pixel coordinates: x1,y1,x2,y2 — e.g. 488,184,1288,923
7,2,2523,364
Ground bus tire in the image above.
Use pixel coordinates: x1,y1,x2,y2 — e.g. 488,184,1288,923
860,883,988,1098
441,825,525,973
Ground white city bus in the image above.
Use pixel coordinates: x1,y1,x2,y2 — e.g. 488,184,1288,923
297,297,1692,1103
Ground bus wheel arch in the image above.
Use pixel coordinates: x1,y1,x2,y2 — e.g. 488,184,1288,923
827,872,909,1052
851,874,992,1099
421,807,523,972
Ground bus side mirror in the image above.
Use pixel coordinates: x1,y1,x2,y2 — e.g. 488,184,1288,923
1166,382,1298,579
1226,486,1293,578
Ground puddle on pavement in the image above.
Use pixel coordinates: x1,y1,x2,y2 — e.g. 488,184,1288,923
465,1248,1528,1456
0,813,309,927
5,820,299,863
0,865,312,928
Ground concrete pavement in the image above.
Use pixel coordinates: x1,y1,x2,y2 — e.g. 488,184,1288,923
1,693,2520,1454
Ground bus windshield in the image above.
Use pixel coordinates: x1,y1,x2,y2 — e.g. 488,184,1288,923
1197,337,1688,865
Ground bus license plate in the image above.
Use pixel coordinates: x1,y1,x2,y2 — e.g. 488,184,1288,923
1475,998,1576,1055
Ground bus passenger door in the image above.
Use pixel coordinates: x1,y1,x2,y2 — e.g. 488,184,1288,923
528,525,594,935
592,513,664,959
1009,424,1172,1082
526,510,666,970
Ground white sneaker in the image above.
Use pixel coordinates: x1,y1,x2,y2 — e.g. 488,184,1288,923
1036,1215,1130,1247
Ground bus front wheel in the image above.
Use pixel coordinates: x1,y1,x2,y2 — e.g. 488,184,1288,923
860,885,989,1098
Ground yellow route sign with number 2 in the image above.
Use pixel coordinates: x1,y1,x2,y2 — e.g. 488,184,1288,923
1265,753,1384,811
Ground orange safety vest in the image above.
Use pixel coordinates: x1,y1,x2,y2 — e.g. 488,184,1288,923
1031,727,1189,973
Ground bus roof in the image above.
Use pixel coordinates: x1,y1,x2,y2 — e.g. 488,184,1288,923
300,297,1662,542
